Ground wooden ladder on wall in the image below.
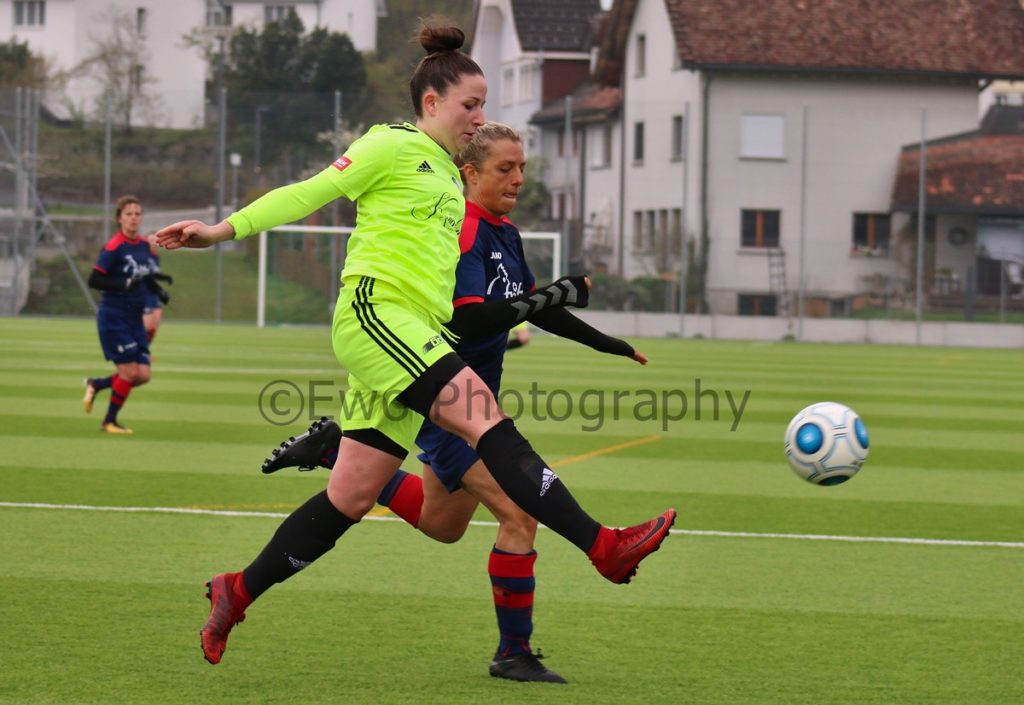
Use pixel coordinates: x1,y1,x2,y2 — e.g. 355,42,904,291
767,248,791,319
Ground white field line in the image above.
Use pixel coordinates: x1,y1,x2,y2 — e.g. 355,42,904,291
2,501,1022,549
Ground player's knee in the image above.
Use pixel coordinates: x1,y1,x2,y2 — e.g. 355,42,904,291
423,523,467,544
326,483,374,519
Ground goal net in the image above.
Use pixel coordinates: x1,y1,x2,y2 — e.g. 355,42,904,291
257,226,561,327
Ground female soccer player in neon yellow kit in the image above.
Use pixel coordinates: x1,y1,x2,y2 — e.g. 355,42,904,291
263,123,651,683
156,23,675,668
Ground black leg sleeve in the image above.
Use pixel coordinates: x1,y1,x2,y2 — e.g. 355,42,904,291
475,419,601,552
241,490,357,598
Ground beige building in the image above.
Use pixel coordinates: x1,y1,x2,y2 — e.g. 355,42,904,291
532,0,1024,315
0,0,382,128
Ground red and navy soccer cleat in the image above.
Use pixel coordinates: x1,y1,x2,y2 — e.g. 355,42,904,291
587,508,677,584
261,417,341,474
200,572,251,665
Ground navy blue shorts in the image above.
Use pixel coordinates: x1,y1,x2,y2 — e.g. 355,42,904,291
415,420,480,493
97,306,150,365
143,292,162,313
414,370,500,493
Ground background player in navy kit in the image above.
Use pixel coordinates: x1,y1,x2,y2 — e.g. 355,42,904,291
263,123,648,683
82,195,168,434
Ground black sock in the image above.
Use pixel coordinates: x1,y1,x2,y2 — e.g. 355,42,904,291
475,419,601,552
241,490,357,599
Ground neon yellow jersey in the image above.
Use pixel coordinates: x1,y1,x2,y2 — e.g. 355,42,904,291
227,122,465,326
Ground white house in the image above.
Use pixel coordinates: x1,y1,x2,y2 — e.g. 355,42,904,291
0,0,381,128
532,0,1024,315
470,0,600,155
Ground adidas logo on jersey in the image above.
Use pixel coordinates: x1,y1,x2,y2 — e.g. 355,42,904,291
416,160,434,173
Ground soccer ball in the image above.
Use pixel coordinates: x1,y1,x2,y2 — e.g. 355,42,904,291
784,402,869,485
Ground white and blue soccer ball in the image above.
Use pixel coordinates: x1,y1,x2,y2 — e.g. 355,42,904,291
784,402,869,485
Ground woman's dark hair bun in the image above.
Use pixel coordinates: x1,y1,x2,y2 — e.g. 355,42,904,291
417,25,465,54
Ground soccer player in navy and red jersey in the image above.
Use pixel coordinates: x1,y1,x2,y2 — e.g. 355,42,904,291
82,195,157,434
262,123,649,683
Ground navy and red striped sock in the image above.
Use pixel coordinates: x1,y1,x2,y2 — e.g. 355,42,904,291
376,470,422,527
92,376,114,392
489,547,537,657
103,375,133,424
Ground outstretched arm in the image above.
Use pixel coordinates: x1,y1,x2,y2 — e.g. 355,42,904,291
154,220,235,250
445,275,590,340
155,167,344,250
528,308,648,364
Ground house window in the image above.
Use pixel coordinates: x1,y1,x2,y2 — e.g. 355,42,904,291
671,115,684,161
852,213,890,255
552,191,574,220
265,5,294,23
633,121,645,163
738,294,778,316
206,0,232,26
591,124,612,168
657,209,669,255
136,8,147,35
740,114,785,159
518,63,538,102
502,67,514,106
635,34,646,77
14,1,46,26
670,208,682,255
741,209,780,248
130,65,144,92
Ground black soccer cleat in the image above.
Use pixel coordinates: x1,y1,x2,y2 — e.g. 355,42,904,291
489,649,568,684
261,417,342,474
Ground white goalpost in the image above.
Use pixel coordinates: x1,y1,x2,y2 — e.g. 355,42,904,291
257,225,561,327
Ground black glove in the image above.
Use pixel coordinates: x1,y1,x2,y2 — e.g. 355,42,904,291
144,276,171,304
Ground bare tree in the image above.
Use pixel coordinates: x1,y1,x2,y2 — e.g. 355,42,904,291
75,5,162,130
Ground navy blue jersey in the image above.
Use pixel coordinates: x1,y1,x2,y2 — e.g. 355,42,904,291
414,200,536,489
451,200,536,383
93,233,153,313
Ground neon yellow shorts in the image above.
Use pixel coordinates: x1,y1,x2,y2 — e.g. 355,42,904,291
332,275,455,449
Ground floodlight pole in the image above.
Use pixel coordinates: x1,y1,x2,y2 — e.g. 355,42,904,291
798,105,808,339
215,35,227,323
103,90,112,237
230,152,241,211
561,95,572,277
678,101,690,336
915,108,926,344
